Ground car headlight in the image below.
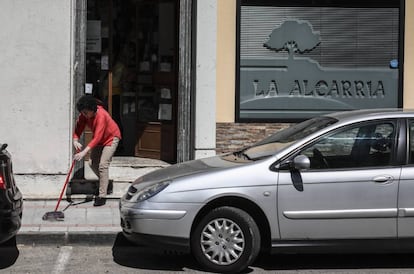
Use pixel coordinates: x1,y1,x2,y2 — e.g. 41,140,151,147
130,181,170,202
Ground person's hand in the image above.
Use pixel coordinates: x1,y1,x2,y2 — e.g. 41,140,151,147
73,140,83,151
74,150,87,161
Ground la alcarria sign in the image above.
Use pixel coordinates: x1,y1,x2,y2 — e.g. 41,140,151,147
253,79,385,99
239,19,399,120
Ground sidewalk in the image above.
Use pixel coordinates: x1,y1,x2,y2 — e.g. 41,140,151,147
16,157,170,245
18,199,122,245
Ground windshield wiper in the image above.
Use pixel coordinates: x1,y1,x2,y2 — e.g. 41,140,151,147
233,149,252,161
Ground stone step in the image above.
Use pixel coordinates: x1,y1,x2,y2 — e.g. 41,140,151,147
16,159,168,199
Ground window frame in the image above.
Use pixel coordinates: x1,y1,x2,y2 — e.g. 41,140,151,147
235,0,405,123
284,119,401,171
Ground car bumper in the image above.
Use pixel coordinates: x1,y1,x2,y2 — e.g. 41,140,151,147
119,200,201,250
0,204,22,244
121,230,190,253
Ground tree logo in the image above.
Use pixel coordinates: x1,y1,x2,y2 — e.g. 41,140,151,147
264,19,321,59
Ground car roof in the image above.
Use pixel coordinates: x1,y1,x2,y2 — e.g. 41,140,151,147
326,108,414,123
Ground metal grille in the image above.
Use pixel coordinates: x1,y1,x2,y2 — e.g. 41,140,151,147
240,6,399,68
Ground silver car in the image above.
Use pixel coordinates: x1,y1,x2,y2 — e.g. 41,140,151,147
120,109,414,273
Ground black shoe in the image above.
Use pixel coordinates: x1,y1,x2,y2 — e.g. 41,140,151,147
94,197,106,206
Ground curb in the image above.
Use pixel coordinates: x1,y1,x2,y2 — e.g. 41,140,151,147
16,231,119,246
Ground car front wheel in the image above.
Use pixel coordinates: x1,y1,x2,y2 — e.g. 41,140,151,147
191,206,261,273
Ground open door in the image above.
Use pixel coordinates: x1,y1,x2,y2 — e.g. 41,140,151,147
85,0,178,163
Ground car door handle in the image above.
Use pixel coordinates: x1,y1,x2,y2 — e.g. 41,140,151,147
372,175,393,184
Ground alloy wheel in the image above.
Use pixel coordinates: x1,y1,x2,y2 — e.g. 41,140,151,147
199,218,245,265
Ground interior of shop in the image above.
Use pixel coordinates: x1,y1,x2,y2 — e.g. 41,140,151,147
86,0,178,163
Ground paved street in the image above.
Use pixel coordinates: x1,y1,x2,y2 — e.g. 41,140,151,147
2,234,414,274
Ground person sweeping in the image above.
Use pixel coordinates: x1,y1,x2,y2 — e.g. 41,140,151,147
72,95,121,206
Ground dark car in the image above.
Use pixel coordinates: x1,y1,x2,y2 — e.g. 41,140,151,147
0,143,23,245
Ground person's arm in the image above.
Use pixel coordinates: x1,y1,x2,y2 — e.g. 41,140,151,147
73,114,90,161
73,114,86,140
74,112,106,161
72,115,86,151
73,146,90,161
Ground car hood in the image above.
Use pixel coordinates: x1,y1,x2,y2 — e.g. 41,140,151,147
131,155,244,187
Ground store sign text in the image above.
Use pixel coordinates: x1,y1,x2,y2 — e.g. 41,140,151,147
253,79,385,99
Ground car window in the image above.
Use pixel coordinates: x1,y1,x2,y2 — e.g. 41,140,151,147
255,116,337,146
409,121,414,164
300,121,395,169
237,116,337,161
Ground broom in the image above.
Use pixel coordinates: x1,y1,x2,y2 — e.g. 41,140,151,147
42,158,76,221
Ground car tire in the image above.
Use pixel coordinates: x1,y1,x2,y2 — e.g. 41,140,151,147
191,206,261,273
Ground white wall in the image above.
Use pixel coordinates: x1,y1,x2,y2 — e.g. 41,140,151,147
0,0,73,174
194,0,217,159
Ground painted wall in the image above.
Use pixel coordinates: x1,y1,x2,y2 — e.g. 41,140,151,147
404,0,414,107
194,0,217,159
0,0,73,174
216,0,236,123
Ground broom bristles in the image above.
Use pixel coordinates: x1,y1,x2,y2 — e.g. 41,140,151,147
42,211,65,221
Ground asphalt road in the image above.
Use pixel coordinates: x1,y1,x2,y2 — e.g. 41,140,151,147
1,233,414,273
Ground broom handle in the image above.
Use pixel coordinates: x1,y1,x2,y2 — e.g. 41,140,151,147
54,159,76,211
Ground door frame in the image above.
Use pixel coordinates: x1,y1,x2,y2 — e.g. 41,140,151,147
75,0,194,163
177,0,194,162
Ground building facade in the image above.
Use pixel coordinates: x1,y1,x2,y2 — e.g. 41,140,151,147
0,0,412,187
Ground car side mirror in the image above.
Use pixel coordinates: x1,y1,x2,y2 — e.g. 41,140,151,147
293,155,310,170
275,155,308,192
290,155,309,192
0,143,7,151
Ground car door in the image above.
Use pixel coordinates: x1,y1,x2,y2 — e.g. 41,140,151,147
398,119,414,237
277,120,400,240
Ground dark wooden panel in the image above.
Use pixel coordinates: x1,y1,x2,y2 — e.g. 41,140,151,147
135,123,161,159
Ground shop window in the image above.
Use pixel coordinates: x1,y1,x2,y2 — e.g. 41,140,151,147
237,0,402,121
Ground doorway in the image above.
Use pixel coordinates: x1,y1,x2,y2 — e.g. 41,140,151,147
86,0,178,163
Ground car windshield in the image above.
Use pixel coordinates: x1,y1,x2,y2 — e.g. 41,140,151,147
224,116,337,161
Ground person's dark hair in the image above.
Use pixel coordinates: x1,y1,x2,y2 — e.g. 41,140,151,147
76,95,98,113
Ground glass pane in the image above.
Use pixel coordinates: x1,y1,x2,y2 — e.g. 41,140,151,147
302,122,395,169
409,122,414,164
238,2,400,120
